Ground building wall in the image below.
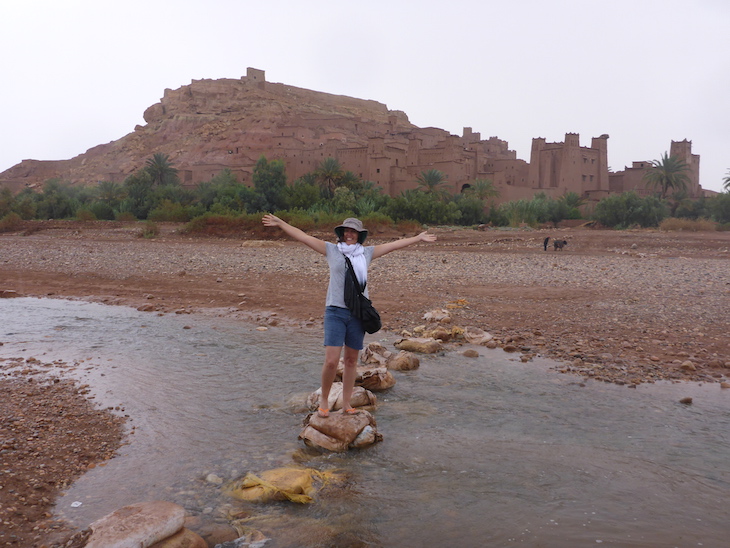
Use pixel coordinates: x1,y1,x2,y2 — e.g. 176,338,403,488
609,140,703,199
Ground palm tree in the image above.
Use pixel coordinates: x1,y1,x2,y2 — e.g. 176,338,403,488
642,152,690,199
314,157,344,197
416,169,448,195
464,178,499,201
723,169,730,192
145,153,179,186
558,191,586,210
95,181,125,205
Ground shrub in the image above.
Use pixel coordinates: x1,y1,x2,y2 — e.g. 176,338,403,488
708,193,730,224
383,189,461,225
138,220,159,238
592,192,668,228
115,211,137,222
0,212,23,232
452,194,488,225
298,210,343,230
498,199,542,227
75,208,97,221
360,212,395,234
181,213,262,237
148,200,196,222
88,202,116,221
395,219,424,234
659,218,717,232
284,180,321,210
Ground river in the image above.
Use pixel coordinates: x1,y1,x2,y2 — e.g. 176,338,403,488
1,298,728,547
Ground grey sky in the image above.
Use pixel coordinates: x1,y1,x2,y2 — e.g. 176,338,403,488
2,0,728,192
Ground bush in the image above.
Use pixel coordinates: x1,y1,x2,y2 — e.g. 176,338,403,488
360,212,395,234
452,194,488,225
383,189,461,225
708,193,730,224
592,192,668,228
395,219,424,233
283,179,321,210
138,220,159,238
148,200,200,222
88,202,116,221
181,213,263,237
115,211,137,222
75,208,97,221
497,199,542,227
0,212,23,232
659,218,717,231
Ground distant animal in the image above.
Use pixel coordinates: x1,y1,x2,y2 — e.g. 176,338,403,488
543,237,550,251
553,239,568,251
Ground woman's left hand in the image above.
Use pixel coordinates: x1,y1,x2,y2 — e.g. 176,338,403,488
418,231,437,242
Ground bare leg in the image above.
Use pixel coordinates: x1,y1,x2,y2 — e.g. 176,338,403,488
340,345,360,412
320,346,342,415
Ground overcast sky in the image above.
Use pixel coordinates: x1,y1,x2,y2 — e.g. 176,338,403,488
2,0,728,192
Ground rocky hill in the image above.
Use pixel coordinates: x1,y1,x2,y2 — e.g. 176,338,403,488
0,69,418,191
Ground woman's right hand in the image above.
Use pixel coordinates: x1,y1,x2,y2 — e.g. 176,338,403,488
262,214,283,227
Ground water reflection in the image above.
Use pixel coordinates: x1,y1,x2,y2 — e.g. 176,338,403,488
1,298,729,547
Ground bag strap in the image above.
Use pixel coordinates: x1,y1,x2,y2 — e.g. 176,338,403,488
343,255,366,295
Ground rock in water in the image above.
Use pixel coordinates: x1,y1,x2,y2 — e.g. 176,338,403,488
300,409,382,452
394,337,443,354
306,382,377,411
149,527,207,547
85,500,186,548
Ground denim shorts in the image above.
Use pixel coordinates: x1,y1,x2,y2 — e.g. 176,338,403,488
324,306,365,350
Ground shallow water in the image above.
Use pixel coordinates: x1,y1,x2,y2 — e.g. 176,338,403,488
1,298,729,547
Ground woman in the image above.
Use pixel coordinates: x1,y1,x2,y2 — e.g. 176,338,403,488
262,214,436,417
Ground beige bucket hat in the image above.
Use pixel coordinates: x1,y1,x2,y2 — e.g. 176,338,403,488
334,218,368,244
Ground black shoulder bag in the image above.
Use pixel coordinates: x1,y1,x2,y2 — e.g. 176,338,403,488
343,255,382,334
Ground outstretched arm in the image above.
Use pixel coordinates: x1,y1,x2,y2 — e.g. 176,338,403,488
262,214,327,255
372,231,437,259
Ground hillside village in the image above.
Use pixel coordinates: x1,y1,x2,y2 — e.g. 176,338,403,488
0,68,712,205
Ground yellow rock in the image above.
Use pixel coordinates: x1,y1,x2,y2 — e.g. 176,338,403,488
225,467,342,504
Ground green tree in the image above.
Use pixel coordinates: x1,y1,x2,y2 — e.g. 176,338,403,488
592,191,668,228
0,187,13,218
95,181,125,209
120,170,154,219
253,156,288,211
674,195,709,220
145,153,179,186
330,186,357,213
453,193,488,225
284,178,322,210
723,169,730,192
643,152,690,199
708,193,730,224
416,169,448,197
384,189,461,225
35,179,79,219
10,189,37,219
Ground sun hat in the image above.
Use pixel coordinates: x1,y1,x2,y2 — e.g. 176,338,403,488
334,217,368,244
